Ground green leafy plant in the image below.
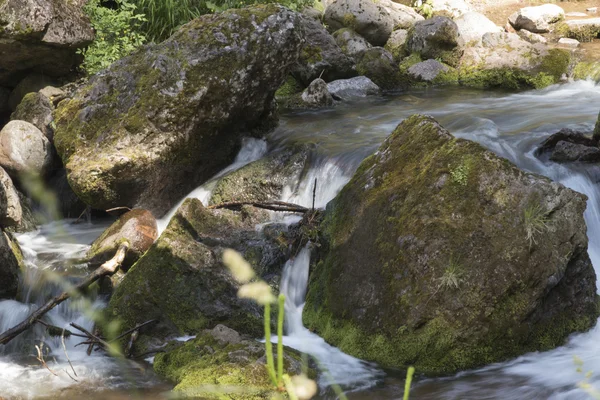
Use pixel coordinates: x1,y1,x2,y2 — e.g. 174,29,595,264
438,259,464,290
450,163,470,186
524,203,549,246
413,0,433,19
79,0,147,75
131,0,204,42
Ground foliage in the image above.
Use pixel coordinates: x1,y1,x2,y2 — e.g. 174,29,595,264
79,0,147,75
133,0,315,42
524,203,549,246
438,259,464,290
450,163,469,186
413,0,433,19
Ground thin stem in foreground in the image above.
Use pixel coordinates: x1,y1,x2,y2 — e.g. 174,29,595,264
264,303,277,386
277,293,285,386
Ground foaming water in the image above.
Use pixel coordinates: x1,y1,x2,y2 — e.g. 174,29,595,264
279,247,383,392
0,220,162,399
157,137,268,234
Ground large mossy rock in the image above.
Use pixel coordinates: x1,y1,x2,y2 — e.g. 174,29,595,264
304,115,598,376
0,0,93,87
0,230,24,299
154,325,306,398
105,198,290,344
54,5,303,216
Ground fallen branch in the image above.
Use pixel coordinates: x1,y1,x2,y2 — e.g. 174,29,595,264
61,329,78,381
0,242,130,346
36,343,58,377
208,201,308,214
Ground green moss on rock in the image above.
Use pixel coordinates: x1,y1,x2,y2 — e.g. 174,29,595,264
303,115,598,376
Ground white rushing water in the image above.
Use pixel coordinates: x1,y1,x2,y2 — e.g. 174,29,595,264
3,80,600,399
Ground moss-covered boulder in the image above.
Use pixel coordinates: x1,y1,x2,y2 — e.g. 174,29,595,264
406,16,463,67
210,146,309,206
0,0,93,87
292,14,357,86
154,325,308,399
87,209,158,270
11,92,54,140
105,198,290,345
356,47,402,90
304,115,598,376
458,33,570,89
53,5,303,216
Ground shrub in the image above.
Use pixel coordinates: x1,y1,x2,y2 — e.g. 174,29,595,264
79,0,147,75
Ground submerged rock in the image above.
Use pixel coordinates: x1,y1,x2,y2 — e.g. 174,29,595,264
105,198,290,342
87,209,158,270
0,0,93,87
54,5,303,216
536,128,599,163
324,0,423,46
304,115,598,376
292,15,357,85
154,325,307,397
508,4,565,33
0,120,54,177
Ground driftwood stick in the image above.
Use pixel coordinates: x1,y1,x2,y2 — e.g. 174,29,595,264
312,178,317,211
61,328,78,379
0,242,130,345
208,201,308,213
70,323,113,350
110,319,157,343
35,320,87,339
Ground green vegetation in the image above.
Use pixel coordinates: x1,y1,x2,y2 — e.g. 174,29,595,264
78,0,147,75
524,203,549,246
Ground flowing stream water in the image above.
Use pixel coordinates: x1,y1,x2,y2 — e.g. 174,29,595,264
1,80,600,399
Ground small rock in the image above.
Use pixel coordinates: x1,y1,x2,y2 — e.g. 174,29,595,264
301,78,334,107
558,38,580,48
0,120,54,177
87,209,158,269
333,28,372,58
550,141,600,163
518,29,547,44
406,17,463,67
566,12,589,17
0,167,22,228
508,4,565,33
587,7,598,13
11,92,55,140
324,0,423,46
455,12,503,46
408,59,449,82
384,29,409,61
8,74,57,111
207,325,241,346
327,76,380,99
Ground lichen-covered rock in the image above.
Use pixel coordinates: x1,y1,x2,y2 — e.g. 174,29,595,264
292,15,357,85
304,115,598,376
154,325,307,398
384,29,408,62
454,12,502,46
459,34,570,89
518,29,548,44
210,146,309,207
408,59,449,82
105,198,290,342
87,209,158,270
0,0,93,87
356,47,401,90
324,0,423,46
0,230,24,299
333,28,372,59
11,92,54,140
558,18,600,42
508,4,565,34
0,167,22,228
406,16,463,67
0,120,54,177
327,76,380,99
430,0,473,19
54,5,303,217
301,78,334,108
